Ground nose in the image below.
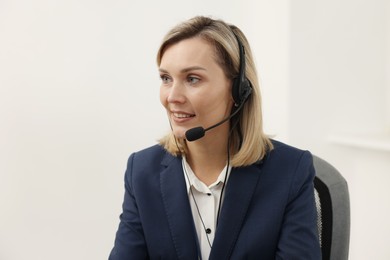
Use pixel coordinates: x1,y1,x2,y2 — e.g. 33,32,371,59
167,82,186,104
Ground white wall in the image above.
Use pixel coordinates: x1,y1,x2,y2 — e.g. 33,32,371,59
386,0,390,130
289,0,390,259
0,1,289,259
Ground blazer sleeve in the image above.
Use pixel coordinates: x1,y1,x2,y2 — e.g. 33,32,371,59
109,153,149,260
276,151,322,260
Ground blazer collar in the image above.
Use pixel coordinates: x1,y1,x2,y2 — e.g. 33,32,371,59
160,153,200,259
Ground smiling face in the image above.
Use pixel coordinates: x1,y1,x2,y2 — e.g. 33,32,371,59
159,37,234,140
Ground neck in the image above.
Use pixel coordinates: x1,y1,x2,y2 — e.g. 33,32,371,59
186,127,230,185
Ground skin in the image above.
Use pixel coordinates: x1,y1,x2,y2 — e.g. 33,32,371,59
159,37,234,185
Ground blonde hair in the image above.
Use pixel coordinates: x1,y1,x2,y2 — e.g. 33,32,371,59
157,16,273,166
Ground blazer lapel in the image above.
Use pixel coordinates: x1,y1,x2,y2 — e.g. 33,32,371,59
209,164,263,259
160,153,199,259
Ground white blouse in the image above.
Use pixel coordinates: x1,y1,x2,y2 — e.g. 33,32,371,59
182,157,232,260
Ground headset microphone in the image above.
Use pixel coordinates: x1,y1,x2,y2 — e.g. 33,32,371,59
185,127,206,142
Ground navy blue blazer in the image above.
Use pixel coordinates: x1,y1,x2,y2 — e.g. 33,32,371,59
109,140,321,259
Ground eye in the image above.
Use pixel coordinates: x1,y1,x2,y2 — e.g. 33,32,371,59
160,74,172,84
187,76,200,85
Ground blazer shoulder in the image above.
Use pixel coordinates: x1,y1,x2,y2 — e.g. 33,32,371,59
124,144,177,189
126,144,177,175
270,139,307,154
130,144,175,164
268,139,313,163
264,139,314,185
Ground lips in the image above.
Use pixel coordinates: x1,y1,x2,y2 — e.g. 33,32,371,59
170,111,195,123
173,112,195,118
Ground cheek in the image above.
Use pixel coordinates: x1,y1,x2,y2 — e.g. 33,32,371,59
159,87,168,108
197,87,232,112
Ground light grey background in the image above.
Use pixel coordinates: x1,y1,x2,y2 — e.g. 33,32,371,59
1,0,389,259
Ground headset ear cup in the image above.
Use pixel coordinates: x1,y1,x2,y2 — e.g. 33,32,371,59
232,78,252,106
240,79,252,103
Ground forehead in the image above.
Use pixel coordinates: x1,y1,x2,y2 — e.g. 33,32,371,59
160,37,218,69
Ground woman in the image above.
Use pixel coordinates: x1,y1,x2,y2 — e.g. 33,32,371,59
109,16,321,259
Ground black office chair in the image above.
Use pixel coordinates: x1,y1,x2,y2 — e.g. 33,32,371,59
313,155,350,260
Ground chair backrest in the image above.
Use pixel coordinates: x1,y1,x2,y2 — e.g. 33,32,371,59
313,155,350,260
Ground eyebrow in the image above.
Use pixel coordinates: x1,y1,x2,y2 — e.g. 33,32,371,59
159,66,207,74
